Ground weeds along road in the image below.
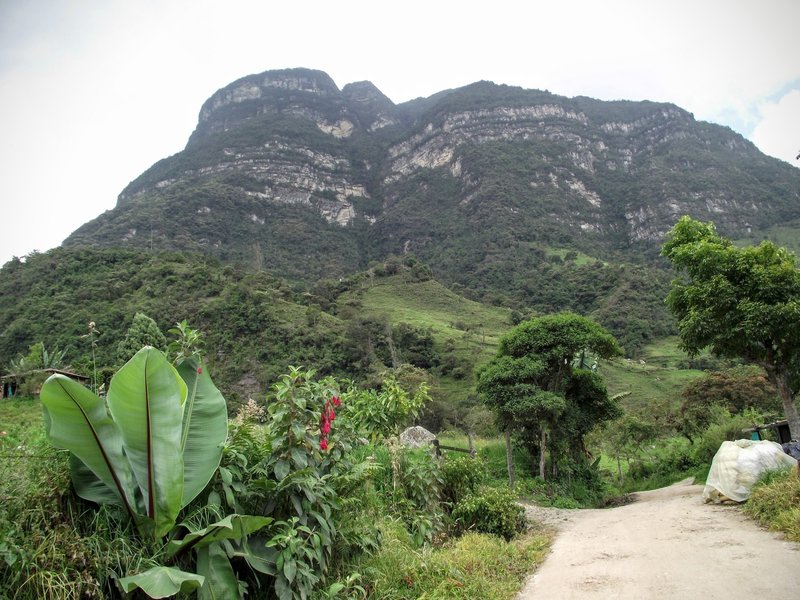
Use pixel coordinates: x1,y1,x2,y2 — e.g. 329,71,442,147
517,478,800,599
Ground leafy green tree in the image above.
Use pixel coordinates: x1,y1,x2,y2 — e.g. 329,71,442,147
477,312,621,481
678,366,781,443
661,216,800,439
342,376,430,442
603,414,659,480
167,320,204,366
117,312,167,364
392,322,437,369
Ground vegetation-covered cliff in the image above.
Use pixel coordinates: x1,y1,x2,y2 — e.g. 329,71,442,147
4,67,800,398
61,69,800,343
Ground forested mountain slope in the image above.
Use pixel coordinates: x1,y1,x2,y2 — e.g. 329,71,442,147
9,67,798,371
60,69,800,351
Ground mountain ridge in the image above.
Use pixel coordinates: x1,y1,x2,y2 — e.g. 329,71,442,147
62,67,800,351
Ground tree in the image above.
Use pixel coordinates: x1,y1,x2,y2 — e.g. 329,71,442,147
7,341,66,374
678,366,781,443
5,341,68,396
477,312,621,480
603,414,659,481
117,313,167,364
662,216,800,439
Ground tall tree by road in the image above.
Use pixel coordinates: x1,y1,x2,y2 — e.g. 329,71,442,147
662,216,800,439
477,312,621,480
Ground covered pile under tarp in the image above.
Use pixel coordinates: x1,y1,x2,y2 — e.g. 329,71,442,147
703,439,797,503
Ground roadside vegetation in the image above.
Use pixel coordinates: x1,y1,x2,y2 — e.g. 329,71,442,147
744,469,800,542
2,215,799,597
0,321,551,599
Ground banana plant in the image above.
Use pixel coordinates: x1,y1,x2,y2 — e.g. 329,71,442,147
41,346,227,536
40,345,257,597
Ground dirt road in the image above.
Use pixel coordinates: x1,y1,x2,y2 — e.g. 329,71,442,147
517,478,800,599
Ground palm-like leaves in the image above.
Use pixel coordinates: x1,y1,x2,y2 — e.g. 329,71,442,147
40,346,227,538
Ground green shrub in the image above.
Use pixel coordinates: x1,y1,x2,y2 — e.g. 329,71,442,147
517,477,583,509
627,439,696,481
396,447,444,546
441,455,487,506
451,487,525,541
692,408,763,466
743,469,800,542
367,444,444,546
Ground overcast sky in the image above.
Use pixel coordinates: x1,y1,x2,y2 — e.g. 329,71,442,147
1,0,798,266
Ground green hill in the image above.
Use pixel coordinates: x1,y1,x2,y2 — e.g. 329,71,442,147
0,248,705,427
0,248,351,407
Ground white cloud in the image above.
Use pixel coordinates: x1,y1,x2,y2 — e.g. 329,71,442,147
752,89,800,166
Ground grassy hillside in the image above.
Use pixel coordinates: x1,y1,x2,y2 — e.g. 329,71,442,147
336,265,704,422
336,267,512,405
344,270,510,353
603,337,706,416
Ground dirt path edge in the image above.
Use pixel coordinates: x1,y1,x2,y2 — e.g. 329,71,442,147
516,478,800,599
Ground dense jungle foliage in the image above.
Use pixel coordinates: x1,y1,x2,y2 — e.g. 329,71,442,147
0,243,675,412
0,247,352,409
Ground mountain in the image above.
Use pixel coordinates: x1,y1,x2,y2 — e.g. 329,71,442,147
50,67,800,352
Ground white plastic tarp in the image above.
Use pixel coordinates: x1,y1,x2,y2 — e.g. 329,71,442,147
703,439,797,503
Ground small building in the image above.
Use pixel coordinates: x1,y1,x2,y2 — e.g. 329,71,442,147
1,369,91,399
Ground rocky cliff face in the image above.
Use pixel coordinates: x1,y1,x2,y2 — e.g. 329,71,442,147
189,68,348,142
66,68,800,286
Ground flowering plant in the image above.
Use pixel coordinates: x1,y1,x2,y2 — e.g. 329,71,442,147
243,367,352,599
319,395,341,450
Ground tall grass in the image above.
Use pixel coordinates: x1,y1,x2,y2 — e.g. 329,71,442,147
743,469,800,542
0,398,154,599
353,518,551,600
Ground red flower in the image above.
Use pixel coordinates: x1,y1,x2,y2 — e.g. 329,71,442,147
332,395,341,407
321,420,331,435
320,438,328,451
196,367,203,374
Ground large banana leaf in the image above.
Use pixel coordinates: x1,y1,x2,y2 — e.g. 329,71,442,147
108,347,187,538
69,454,130,505
166,514,273,558
177,357,228,507
40,374,137,519
118,566,204,598
68,455,153,531
197,543,241,600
